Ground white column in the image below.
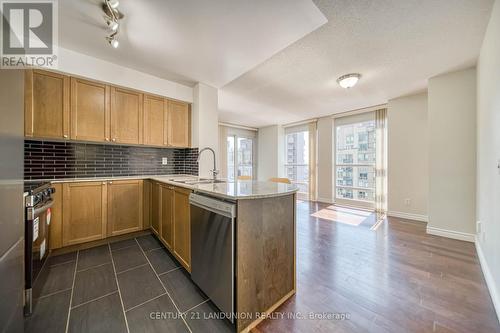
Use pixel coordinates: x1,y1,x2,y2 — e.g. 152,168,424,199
192,83,219,178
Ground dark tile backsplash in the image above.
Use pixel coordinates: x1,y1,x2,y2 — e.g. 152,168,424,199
24,140,199,180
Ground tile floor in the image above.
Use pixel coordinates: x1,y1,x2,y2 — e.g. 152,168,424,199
25,234,234,333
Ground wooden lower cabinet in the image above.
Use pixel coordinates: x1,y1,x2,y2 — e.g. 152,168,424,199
146,183,191,271
49,183,63,250
107,180,143,237
52,179,190,271
173,187,191,270
151,181,161,236
59,180,144,247
62,182,107,246
160,185,174,250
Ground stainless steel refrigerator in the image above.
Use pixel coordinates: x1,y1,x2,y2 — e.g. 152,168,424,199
0,70,25,332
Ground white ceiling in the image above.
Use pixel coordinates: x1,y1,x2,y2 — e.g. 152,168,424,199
219,0,495,127
58,0,327,87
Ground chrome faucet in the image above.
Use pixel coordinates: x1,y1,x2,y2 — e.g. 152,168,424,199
197,147,219,181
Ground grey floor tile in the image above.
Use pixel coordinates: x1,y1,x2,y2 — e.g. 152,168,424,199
68,293,127,333
160,269,208,312
127,294,189,333
25,289,71,333
185,301,235,333
146,248,180,275
109,238,137,251
111,244,148,273
77,245,111,271
117,265,165,310
136,234,163,251
72,263,117,306
47,251,77,266
33,261,75,298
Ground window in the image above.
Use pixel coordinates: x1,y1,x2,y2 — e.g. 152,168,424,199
335,114,376,208
284,130,309,197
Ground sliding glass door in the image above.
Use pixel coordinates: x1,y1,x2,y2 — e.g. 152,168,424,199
226,135,255,181
335,112,376,209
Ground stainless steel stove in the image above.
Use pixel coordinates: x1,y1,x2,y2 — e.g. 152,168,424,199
24,182,55,316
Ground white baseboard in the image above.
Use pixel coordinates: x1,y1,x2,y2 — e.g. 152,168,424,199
475,238,500,323
426,226,475,242
387,211,429,222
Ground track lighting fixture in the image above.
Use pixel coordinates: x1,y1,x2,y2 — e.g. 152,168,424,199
106,18,119,31
102,0,124,48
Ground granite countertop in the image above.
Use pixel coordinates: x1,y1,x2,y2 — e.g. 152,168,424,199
34,174,298,200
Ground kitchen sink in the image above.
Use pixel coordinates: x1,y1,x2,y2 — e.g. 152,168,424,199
166,178,226,185
184,179,226,185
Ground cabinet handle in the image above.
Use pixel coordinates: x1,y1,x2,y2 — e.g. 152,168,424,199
112,138,116,142
105,138,109,141
102,182,106,185
63,134,68,138
109,181,113,184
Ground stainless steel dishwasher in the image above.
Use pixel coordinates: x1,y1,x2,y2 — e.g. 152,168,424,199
190,193,236,321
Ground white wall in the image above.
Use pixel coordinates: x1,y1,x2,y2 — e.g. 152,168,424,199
476,0,500,320
387,93,429,221
317,117,334,203
58,47,193,102
427,68,477,241
257,125,284,181
192,83,219,178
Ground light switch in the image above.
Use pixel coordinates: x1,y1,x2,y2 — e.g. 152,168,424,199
162,157,168,165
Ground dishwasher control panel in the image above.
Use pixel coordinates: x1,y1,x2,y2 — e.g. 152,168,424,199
189,193,236,217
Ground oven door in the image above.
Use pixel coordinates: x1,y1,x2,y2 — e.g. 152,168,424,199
24,198,53,316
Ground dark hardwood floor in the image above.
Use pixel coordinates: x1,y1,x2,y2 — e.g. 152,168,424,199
256,201,500,333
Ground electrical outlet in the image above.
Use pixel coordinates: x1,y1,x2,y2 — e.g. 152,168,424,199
476,221,481,234
162,157,168,165
404,198,411,206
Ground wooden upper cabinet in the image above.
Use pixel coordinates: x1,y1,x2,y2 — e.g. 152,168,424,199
71,78,110,142
25,70,192,147
160,185,174,251
62,182,107,246
107,180,143,237
110,87,143,145
143,95,167,146
25,69,70,139
167,100,190,147
173,187,191,271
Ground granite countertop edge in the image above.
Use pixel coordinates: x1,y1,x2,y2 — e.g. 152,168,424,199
26,175,299,200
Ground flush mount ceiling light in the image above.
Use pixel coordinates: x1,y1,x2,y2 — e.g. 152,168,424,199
337,73,361,89
102,0,124,48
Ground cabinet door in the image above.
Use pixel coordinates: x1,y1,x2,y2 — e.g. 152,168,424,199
144,95,167,146
167,100,190,147
70,78,110,142
107,180,143,236
110,87,143,144
143,180,152,230
160,185,174,250
25,70,70,139
62,182,107,246
173,187,191,270
151,182,160,236
49,183,63,250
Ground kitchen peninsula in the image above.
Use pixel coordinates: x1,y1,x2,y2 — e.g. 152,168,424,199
44,175,298,333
